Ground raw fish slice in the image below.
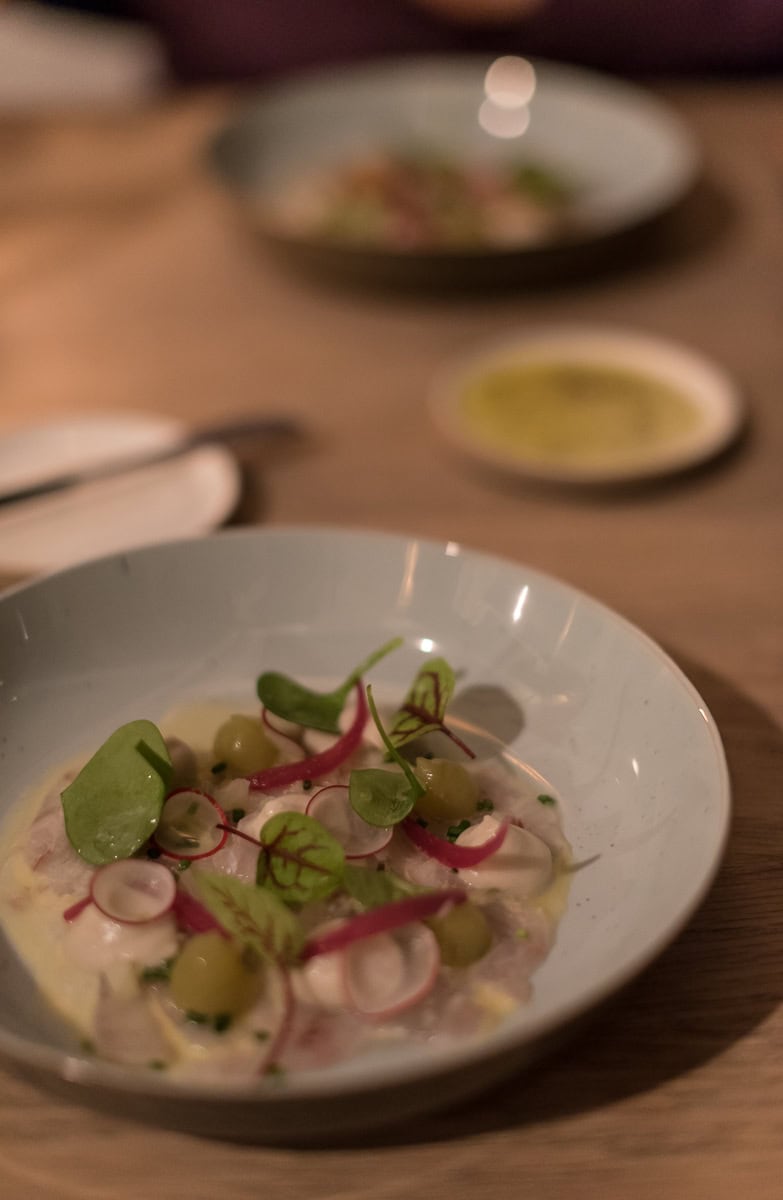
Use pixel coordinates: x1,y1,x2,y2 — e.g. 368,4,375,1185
93,974,173,1066
275,1002,364,1072
24,784,93,896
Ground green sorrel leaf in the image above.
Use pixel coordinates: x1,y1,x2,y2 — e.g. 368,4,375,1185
256,637,402,734
342,863,418,908
194,873,304,964
386,657,474,758
256,812,344,904
61,720,172,865
349,687,425,827
386,657,456,749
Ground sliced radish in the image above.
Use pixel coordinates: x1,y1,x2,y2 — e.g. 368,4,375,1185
343,923,440,1019
301,888,466,961
306,785,392,858
247,682,367,792
402,815,509,868
244,792,311,839
152,789,228,861
297,941,347,1009
89,859,176,925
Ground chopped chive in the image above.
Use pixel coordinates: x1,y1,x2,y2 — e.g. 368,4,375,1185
148,1060,167,1070
140,959,173,983
230,807,246,824
516,928,530,939
302,779,313,791
537,794,556,807
477,798,494,813
213,1013,232,1033
177,859,192,871
446,819,471,842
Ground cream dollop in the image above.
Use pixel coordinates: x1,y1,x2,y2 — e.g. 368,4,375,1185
456,815,552,894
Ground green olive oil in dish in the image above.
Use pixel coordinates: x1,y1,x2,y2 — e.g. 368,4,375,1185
459,361,702,469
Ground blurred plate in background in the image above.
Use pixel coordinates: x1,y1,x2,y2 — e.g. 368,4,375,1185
209,55,700,289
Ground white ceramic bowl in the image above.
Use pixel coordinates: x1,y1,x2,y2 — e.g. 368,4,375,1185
208,55,699,288
0,528,729,1140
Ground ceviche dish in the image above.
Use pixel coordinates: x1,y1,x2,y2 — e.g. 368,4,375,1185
264,150,576,252
0,640,570,1083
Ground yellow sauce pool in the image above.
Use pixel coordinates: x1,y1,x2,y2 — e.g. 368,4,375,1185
459,361,701,467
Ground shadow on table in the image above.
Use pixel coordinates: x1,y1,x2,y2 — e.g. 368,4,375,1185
296,656,783,1150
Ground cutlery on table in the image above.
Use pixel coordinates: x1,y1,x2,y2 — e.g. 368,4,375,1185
0,415,301,508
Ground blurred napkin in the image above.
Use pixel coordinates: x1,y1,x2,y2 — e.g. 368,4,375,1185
0,1,165,109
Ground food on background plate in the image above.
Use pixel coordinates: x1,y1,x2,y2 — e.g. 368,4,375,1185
0,639,570,1082
264,149,576,251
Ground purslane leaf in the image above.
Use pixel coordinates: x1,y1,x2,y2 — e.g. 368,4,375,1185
256,637,402,734
193,872,304,964
342,863,419,909
349,768,416,827
349,687,425,827
256,812,345,904
61,720,172,865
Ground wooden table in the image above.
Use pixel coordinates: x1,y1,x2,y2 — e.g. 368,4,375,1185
0,78,781,1199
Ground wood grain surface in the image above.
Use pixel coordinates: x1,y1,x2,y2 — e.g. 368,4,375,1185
0,79,781,1200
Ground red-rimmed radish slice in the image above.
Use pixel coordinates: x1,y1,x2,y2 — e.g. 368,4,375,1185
301,888,466,961
152,789,228,861
343,923,440,1019
89,860,176,925
247,682,368,792
306,785,392,858
402,815,509,868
